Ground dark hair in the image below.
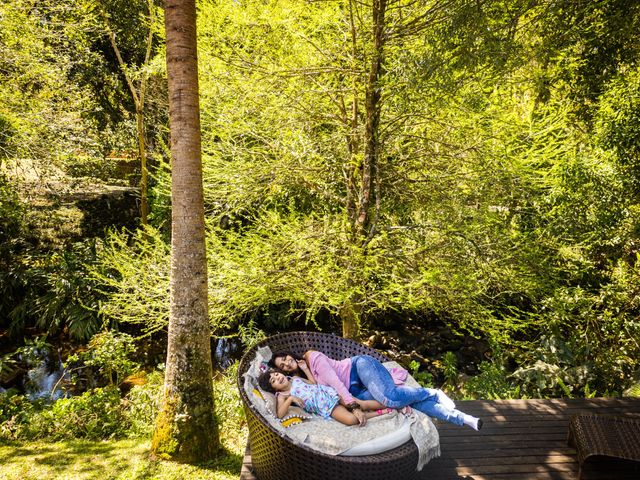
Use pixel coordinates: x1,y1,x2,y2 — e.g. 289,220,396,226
268,351,303,376
258,369,281,394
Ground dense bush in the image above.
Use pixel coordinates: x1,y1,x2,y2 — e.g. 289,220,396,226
463,361,523,400
0,342,245,443
123,370,163,438
0,368,243,443
67,331,139,387
0,175,27,328
32,386,126,440
1,235,105,342
0,390,39,440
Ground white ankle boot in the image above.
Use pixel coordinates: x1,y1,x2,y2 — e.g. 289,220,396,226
463,414,483,431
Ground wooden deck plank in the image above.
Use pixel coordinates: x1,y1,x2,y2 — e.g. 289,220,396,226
240,444,257,480
240,397,640,480
439,448,577,458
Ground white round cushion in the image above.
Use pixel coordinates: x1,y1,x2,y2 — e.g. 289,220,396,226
340,416,412,456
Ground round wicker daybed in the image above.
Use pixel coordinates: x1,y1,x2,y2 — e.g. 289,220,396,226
237,331,423,480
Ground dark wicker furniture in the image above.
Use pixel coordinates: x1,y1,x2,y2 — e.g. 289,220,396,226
237,331,423,480
567,413,640,479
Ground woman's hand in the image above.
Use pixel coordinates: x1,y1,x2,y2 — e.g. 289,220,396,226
290,396,305,408
352,408,367,427
297,359,309,371
353,398,366,408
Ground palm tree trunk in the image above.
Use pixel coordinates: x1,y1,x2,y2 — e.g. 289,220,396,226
151,0,220,462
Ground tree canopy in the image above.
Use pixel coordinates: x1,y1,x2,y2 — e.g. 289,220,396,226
1,0,639,397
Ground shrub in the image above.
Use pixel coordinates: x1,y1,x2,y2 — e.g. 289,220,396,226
31,386,126,440
213,362,246,448
408,360,434,388
122,370,163,438
1,386,126,442
0,364,247,444
6,241,104,342
0,390,39,440
463,361,522,400
90,227,171,335
70,331,138,387
441,351,458,389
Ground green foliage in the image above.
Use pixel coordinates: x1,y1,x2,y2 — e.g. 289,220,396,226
408,360,434,388
0,337,51,392
441,351,458,389
214,362,246,445
62,153,126,183
0,354,19,385
510,335,595,398
0,361,245,447
0,113,17,160
1,171,103,341
90,227,170,334
123,370,163,438
532,0,640,116
463,361,522,400
0,0,105,164
80,0,640,398
33,386,126,440
237,321,267,351
0,373,156,442
6,241,104,341
190,0,582,344
67,331,139,386
624,382,640,398
0,390,39,440
2,0,640,403
596,67,640,193
0,174,26,323
0,386,125,441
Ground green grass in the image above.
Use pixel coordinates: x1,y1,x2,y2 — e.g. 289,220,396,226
0,371,249,480
0,437,245,480
0,361,248,480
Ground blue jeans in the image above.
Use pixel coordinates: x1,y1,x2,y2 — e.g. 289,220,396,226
349,355,464,426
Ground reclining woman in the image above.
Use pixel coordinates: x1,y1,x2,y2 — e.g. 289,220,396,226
270,350,482,430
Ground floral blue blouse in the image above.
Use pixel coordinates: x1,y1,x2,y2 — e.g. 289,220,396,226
289,376,339,419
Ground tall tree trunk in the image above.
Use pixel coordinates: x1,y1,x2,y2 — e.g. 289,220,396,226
342,0,387,340
151,0,220,462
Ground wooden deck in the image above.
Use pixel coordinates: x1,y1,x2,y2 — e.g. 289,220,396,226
240,397,640,480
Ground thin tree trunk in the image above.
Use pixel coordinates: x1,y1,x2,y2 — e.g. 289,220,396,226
151,0,219,462
341,0,387,340
357,0,385,239
102,2,154,226
137,109,149,225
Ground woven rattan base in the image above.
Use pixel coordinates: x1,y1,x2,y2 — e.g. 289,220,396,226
237,331,424,480
568,413,640,479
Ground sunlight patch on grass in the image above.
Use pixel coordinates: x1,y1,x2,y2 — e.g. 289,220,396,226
0,438,242,480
